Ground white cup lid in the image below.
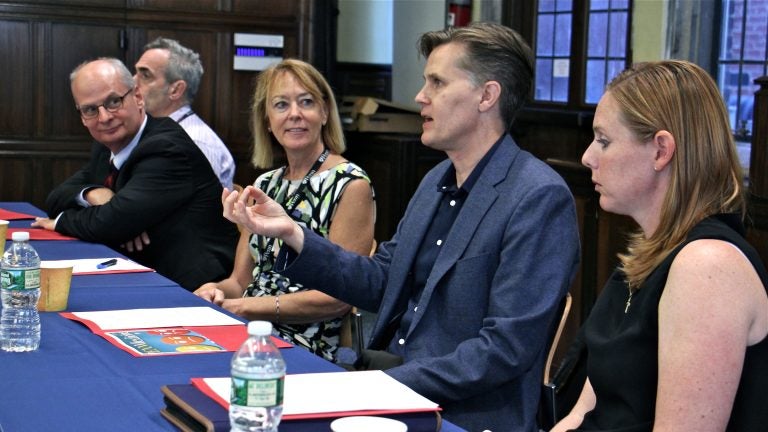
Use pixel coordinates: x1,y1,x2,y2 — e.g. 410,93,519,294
330,416,408,432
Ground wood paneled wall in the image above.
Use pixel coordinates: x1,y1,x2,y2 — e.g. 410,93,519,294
0,0,319,209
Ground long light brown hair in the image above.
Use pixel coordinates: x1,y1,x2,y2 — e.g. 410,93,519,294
609,60,745,288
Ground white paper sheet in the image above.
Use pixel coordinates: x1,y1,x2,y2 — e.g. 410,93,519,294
42,257,153,275
201,370,439,415
70,307,244,331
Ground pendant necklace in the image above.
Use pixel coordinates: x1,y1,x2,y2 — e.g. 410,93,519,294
624,283,634,313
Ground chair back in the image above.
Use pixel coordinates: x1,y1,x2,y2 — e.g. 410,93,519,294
538,292,572,431
340,239,377,353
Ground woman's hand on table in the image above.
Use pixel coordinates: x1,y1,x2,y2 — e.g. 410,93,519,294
194,283,226,305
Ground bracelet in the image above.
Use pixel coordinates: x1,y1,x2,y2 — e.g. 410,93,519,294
274,294,280,324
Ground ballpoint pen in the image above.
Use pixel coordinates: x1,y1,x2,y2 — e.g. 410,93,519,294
96,258,117,269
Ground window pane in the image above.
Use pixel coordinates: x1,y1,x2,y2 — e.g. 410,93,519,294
608,11,628,57
744,1,767,61
585,60,606,104
591,0,609,11
719,63,743,130
611,0,629,9
554,13,573,56
738,63,764,132
553,76,569,102
539,0,556,12
721,0,746,61
607,60,625,86
535,59,553,101
556,0,573,12
537,14,555,56
588,12,608,57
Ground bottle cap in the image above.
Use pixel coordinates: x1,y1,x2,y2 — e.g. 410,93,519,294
247,320,273,336
11,232,30,242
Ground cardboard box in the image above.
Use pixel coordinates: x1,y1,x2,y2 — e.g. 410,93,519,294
340,96,423,134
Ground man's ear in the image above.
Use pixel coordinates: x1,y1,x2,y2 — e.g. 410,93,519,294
169,80,187,101
653,130,676,171
478,80,501,113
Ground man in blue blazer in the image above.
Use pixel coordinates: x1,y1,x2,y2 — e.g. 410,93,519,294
33,58,238,291
225,23,580,431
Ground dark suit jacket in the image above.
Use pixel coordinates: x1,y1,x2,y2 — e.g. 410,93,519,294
279,135,581,431
46,115,238,291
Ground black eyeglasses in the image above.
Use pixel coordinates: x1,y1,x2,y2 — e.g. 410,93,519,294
76,88,133,119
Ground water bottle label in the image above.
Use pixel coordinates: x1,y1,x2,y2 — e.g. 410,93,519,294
1,269,40,291
230,376,284,407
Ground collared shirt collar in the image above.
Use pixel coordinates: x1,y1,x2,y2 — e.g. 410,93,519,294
436,133,505,195
111,114,148,169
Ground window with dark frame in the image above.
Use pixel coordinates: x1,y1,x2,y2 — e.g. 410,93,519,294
584,0,630,104
532,0,631,107
717,0,768,141
535,0,573,103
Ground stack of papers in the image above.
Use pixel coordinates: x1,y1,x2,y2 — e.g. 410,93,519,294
193,370,440,419
43,257,153,275
65,307,244,330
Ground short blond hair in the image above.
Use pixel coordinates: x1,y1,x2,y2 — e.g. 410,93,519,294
250,59,345,168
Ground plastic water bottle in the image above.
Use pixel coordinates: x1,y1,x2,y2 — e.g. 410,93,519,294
0,231,41,352
229,320,286,432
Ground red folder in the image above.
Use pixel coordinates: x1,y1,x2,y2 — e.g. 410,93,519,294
163,382,442,432
0,208,38,220
6,228,77,241
61,312,292,357
191,375,442,422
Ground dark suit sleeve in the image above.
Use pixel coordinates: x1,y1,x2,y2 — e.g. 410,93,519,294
54,129,201,243
46,143,109,216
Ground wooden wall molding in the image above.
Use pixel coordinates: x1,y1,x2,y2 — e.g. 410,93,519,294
0,0,316,208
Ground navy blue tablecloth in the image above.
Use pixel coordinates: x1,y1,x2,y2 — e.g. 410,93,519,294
0,203,465,432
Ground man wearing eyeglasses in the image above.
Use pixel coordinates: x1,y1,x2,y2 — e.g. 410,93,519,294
32,58,239,291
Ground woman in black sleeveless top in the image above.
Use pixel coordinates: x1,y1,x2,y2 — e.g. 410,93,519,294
552,61,768,432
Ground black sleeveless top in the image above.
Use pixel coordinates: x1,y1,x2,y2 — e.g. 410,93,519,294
578,214,768,431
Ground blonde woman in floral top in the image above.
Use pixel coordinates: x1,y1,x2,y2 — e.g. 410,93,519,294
194,59,375,362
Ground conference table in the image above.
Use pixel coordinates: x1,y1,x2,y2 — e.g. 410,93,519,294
0,202,465,432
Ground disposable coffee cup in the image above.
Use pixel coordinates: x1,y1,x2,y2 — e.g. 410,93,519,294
330,416,408,432
0,219,8,253
37,262,74,311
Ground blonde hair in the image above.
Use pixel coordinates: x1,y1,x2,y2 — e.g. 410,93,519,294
250,59,345,168
608,60,745,288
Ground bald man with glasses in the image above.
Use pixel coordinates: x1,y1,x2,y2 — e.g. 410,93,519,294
33,58,238,291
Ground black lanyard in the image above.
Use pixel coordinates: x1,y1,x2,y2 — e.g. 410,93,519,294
262,148,330,262
177,110,195,123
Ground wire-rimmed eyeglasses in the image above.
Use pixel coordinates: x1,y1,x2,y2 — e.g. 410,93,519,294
76,88,133,119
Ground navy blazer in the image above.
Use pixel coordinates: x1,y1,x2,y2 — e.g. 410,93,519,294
46,115,239,290
281,135,580,431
